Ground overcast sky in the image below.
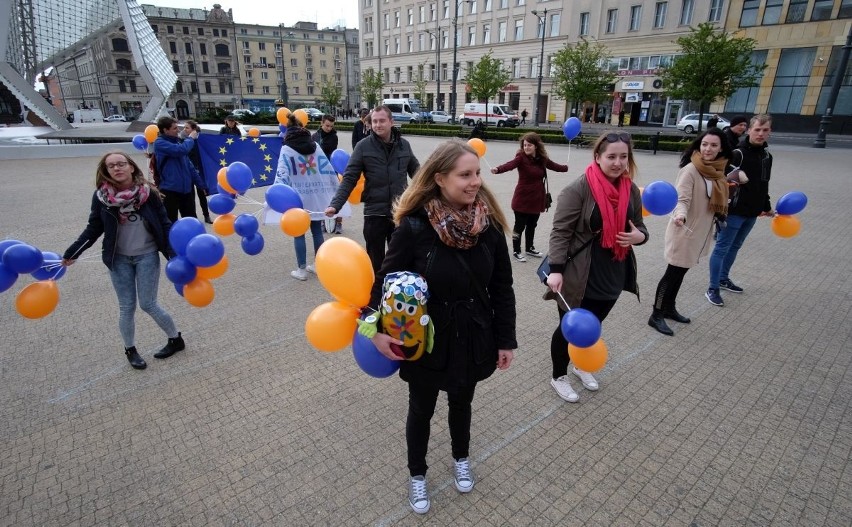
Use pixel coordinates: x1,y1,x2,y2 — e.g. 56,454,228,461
143,1,360,29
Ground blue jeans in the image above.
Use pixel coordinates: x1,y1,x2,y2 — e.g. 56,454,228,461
109,252,178,348
708,214,756,289
293,221,324,268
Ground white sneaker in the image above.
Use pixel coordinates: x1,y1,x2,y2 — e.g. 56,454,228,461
305,264,316,274
408,475,430,514
290,268,308,281
572,366,599,391
550,376,579,403
453,458,474,493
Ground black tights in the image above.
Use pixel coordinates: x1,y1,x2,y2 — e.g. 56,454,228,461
550,297,617,379
406,382,476,477
653,264,689,312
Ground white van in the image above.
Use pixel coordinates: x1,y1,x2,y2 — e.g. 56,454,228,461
382,98,424,123
71,109,104,123
459,103,519,127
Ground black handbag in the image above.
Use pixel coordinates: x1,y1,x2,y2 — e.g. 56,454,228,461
544,173,553,211
536,232,599,283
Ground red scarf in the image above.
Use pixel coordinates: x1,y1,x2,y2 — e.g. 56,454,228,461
585,161,631,261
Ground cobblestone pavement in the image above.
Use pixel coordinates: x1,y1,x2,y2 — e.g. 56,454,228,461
0,135,850,526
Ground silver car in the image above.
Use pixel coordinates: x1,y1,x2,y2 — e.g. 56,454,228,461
676,114,730,134
429,110,452,123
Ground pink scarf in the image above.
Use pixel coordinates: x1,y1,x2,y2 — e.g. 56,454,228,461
585,161,631,261
97,183,150,224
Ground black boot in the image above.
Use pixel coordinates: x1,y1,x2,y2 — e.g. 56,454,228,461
664,308,691,324
648,311,674,336
154,332,185,359
204,215,213,224
125,346,147,369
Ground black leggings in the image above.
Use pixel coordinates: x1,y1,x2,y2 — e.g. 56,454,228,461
406,382,476,477
550,297,617,379
195,185,209,218
653,264,689,312
512,211,540,253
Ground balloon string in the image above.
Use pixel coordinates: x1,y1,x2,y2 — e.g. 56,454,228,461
556,290,571,311
567,142,572,166
669,214,694,233
480,157,493,172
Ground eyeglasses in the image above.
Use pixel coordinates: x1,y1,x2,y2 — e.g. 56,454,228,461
106,161,129,170
604,132,631,143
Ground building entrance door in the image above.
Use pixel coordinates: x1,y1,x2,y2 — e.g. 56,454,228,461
664,101,683,127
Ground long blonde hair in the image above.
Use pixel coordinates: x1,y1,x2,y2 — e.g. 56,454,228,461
394,139,509,233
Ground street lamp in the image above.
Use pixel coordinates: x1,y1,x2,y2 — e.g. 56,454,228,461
450,0,474,123
531,8,547,127
278,26,294,108
813,24,851,148
424,28,441,110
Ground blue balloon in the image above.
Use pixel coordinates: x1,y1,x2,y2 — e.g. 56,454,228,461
330,149,351,175
233,213,259,237
560,308,602,348
174,282,185,297
562,117,582,141
0,262,18,293
208,193,236,215
169,217,206,256
352,330,400,378
241,232,265,256
186,234,225,267
279,124,288,134
131,134,148,151
642,180,678,216
226,161,253,193
265,183,303,213
165,255,197,285
2,243,43,274
775,191,808,216
30,251,67,281
0,239,25,258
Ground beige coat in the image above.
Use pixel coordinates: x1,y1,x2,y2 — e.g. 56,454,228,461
665,163,716,268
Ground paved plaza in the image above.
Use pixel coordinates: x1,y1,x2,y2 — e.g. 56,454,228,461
0,133,850,526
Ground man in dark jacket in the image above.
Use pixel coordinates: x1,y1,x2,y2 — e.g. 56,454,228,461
325,105,420,271
153,116,207,222
706,114,774,307
721,115,748,151
312,114,343,233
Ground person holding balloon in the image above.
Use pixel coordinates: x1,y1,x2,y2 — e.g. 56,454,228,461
544,131,648,402
365,139,516,514
61,152,185,371
706,114,774,307
490,132,568,262
648,129,733,336
153,116,207,222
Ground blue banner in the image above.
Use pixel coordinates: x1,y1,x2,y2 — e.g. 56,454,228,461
196,135,282,194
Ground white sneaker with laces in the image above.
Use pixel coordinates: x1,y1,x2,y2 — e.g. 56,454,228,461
453,458,474,493
408,475,430,514
550,375,579,402
305,264,316,274
290,268,308,281
572,366,599,391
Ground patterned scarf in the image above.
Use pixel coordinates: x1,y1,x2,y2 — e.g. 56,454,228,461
585,161,632,262
424,196,490,250
97,183,150,224
690,151,729,215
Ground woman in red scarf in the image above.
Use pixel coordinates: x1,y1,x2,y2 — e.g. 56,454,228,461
543,132,648,403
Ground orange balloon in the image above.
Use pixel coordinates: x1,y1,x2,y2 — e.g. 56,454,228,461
348,185,364,204
280,208,311,236
315,237,374,307
248,127,260,137
217,167,237,195
568,339,608,373
304,301,360,352
467,138,486,158
276,107,291,124
642,205,651,217
771,214,801,238
293,109,309,126
196,254,229,280
144,124,159,143
184,277,215,307
15,280,60,319
212,213,236,236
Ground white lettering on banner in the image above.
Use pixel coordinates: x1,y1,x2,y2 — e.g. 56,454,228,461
621,81,645,90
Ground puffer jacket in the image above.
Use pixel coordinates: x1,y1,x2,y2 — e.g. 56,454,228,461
153,135,206,194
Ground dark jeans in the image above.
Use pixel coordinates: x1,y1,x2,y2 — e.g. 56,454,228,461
550,297,617,379
653,264,689,312
363,216,395,273
406,382,477,477
512,211,541,253
195,185,209,219
162,190,197,223
708,214,756,289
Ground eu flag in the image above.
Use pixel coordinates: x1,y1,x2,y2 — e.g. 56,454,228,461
196,135,282,194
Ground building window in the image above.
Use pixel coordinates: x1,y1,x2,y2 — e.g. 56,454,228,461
129,80,137,92
182,26,189,35
841,0,852,18
167,25,174,34
817,45,852,113
723,50,765,111
630,6,642,31
118,80,126,93
212,29,219,36
407,65,413,81
259,42,266,51
184,42,192,55
768,47,816,114
498,21,507,42
514,19,523,40
112,38,129,52
606,9,618,33
579,12,590,36
500,0,508,8
395,10,400,28
221,30,227,37
214,44,230,57
470,0,477,14
654,2,667,28
811,0,834,20
200,43,207,55
205,81,211,93
172,60,179,72
202,62,209,73
679,0,693,25
116,58,131,70
198,27,204,36
549,13,560,37
763,0,783,24
511,58,521,78
169,41,177,54
483,24,491,44
443,0,450,18
484,0,492,11
469,26,476,45
786,0,807,22
407,8,413,25
741,0,760,27
709,0,724,22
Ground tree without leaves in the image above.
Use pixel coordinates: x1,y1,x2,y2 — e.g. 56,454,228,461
661,22,765,133
319,81,342,115
359,68,384,109
465,51,511,126
551,39,617,121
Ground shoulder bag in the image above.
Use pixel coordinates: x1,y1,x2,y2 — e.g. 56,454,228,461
536,232,600,283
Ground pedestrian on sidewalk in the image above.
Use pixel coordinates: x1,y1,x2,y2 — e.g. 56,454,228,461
521,108,528,124
62,152,185,370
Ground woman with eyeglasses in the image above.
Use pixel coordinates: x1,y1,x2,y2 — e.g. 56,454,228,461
62,152,185,371
544,131,648,403
648,128,733,336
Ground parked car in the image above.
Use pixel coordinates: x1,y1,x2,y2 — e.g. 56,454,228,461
103,114,126,122
676,114,730,134
429,110,452,123
231,108,255,118
304,108,324,121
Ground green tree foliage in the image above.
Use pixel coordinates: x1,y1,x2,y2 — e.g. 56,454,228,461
661,22,765,132
359,68,384,109
551,39,617,118
320,81,342,113
465,51,511,125
412,62,429,107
